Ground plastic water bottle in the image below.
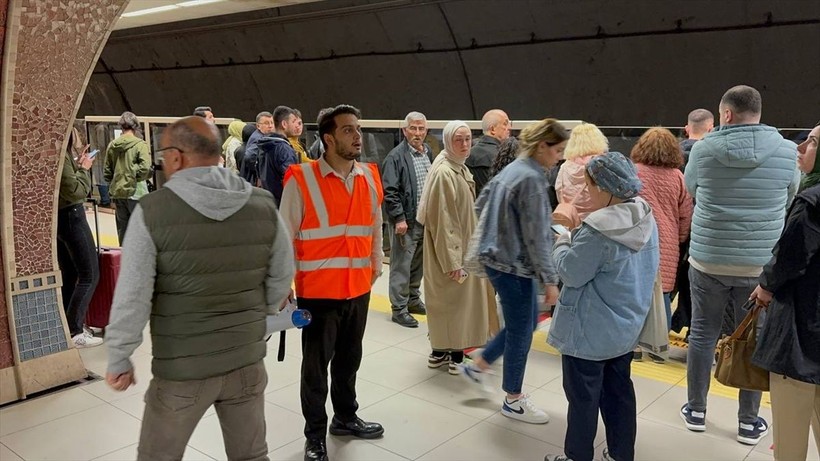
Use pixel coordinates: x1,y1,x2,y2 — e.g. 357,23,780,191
265,300,311,337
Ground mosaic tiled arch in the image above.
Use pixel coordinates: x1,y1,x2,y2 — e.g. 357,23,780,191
6,0,127,276
1,0,128,399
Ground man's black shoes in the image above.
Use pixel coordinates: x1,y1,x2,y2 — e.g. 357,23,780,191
391,311,418,328
407,302,427,315
304,438,328,461
329,417,385,439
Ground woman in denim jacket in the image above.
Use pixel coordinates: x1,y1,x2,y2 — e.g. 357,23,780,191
460,118,568,424
545,152,660,461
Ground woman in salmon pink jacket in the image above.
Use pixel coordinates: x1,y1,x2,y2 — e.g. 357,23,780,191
632,127,693,332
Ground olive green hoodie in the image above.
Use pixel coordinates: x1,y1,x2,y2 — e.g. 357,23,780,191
58,149,92,209
103,133,152,199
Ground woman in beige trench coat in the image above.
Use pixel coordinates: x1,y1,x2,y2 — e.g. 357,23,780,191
416,120,493,374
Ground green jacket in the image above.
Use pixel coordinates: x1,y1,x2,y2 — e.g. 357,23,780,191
103,133,152,199
58,149,91,209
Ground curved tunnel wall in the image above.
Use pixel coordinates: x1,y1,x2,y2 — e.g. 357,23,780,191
80,0,820,127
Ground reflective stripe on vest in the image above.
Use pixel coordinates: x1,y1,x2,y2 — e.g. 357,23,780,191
296,257,372,271
359,164,380,216
288,161,383,299
296,224,371,240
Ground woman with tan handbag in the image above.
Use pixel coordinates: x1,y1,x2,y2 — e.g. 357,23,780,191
554,122,609,228
749,123,820,461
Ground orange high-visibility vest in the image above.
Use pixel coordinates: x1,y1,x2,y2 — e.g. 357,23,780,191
285,161,384,300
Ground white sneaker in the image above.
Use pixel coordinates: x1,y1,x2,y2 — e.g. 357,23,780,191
501,394,550,424
459,362,494,396
73,333,103,348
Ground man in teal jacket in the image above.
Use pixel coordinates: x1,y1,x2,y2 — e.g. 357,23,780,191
681,85,800,446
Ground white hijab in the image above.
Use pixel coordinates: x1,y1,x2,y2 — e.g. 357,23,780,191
416,120,470,225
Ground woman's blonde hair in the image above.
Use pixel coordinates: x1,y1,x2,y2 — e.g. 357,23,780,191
518,118,570,158
563,122,608,160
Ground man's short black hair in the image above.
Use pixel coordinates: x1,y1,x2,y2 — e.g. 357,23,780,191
273,106,296,130
193,106,212,117
720,85,762,115
317,105,362,149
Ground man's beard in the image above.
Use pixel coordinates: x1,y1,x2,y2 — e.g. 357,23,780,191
335,145,361,161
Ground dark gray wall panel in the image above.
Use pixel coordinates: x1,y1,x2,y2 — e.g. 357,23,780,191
79,0,820,127
463,23,820,126
106,52,471,122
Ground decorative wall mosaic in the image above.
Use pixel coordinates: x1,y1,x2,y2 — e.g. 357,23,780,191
11,289,68,361
0,0,12,371
0,243,12,369
7,0,126,276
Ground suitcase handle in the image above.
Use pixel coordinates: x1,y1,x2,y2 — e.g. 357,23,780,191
86,198,101,254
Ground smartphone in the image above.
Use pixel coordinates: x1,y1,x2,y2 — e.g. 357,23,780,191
457,271,468,284
87,149,99,159
551,224,570,235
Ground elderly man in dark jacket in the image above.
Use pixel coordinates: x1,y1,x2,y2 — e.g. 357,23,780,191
466,109,511,195
381,111,433,328
750,126,820,461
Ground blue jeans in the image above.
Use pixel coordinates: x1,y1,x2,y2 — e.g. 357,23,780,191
481,266,538,395
687,267,761,424
97,184,110,206
663,292,672,331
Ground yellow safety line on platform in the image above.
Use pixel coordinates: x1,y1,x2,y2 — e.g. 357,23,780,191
94,234,120,248
367,292,771,408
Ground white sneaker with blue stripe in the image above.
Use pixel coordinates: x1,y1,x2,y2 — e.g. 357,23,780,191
501,394,549,424
737,417,769,445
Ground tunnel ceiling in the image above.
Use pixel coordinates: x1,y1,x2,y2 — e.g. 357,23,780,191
80,0,820,127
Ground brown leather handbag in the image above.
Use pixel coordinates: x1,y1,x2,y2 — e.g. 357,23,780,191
714,301,770,392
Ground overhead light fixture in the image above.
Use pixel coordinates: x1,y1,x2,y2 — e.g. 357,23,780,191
177,0,225,6
121,0,225,18
121,5,180,17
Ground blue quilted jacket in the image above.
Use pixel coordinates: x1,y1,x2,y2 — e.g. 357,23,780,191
684,124,799,267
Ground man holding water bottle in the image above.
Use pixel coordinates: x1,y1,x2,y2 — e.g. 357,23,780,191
104,116,294,461
280,105,385,461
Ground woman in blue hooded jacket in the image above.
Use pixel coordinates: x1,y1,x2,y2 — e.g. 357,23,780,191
545,152,660,461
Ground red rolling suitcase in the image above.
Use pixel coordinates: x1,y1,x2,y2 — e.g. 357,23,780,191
85,199,121,329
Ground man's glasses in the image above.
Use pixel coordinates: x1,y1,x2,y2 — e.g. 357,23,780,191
154,146,185,163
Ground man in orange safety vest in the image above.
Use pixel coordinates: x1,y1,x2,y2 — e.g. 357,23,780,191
279,104,385,461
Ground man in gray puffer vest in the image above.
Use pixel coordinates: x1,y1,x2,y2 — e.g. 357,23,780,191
105,116,294,461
